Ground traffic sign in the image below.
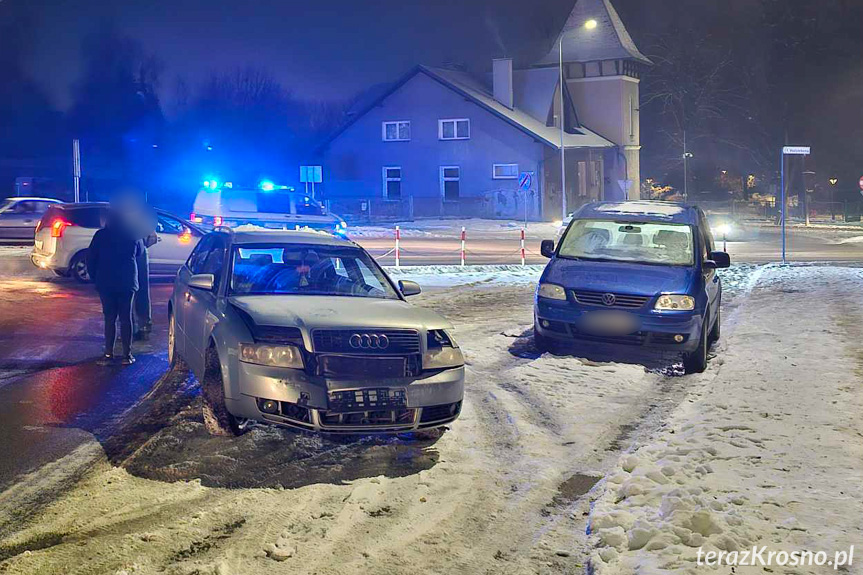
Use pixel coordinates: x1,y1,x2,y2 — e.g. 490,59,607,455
519,172,533,191
300,166,323,183
782,146,810,156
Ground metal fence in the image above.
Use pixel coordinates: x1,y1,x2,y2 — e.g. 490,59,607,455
325,189,540,224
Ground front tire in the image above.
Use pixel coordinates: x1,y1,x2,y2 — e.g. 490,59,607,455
683,313,709,374
69,251,90,283
708,305,721,343
167,311,189,373
201,345,241,436
534,326,553,354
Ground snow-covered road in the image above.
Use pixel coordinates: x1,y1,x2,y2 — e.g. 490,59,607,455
1,264,860,575
589,265,863,574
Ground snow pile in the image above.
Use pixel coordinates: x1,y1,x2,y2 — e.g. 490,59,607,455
384,264,544,288
587,265,863,574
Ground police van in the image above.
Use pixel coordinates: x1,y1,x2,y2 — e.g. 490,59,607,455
191,181,347,236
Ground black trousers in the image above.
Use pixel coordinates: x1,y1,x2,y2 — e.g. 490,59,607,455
99,290,135,356
134,250,151,331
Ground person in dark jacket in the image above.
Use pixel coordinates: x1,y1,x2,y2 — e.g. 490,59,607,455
87,211,145,365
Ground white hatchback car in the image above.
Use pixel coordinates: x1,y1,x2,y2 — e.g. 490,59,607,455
30,203,204,281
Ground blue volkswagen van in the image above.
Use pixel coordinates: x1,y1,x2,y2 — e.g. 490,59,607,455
534,201,730,373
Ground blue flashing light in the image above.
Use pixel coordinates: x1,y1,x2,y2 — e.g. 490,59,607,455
260,180,275,191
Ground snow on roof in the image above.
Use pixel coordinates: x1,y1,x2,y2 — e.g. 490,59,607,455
422,66,614,150
230,227,350,246
534,0,651,67
581,201,696,223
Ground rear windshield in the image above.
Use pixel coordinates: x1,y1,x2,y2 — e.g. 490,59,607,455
40,206,106,229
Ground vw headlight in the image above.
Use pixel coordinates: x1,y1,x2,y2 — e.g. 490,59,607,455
239,343,304,369
537,283,567,301
654,295,695,311
424,330,464,369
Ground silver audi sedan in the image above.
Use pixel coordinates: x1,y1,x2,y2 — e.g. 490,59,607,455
167,228,465,435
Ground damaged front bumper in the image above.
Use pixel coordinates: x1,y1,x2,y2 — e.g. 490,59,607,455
224,360,465,433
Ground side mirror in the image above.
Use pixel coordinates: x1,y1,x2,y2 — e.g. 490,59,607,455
398,280,422,297
541,239,556,259
706,251,731,269
189,273,215,291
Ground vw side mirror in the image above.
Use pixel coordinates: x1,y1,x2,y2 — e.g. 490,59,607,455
189,273,215,291
706,251,731,269
541,239,555,259
398,280,422,297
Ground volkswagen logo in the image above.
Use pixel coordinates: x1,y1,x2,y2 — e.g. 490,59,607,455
601,293,617,307
349,333,390,350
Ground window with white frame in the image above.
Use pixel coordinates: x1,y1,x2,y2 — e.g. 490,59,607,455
439,119,470,140
440,166,460,201
382,121,411,142
383,167,402,200
493,163,519,180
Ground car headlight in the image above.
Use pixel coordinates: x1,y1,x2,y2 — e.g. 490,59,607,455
239,343,304,369
424,330,464,369
654,295,695,311
537,283,567,301
714,224,732,237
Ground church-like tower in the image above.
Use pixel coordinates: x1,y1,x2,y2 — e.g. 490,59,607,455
534,0,651,200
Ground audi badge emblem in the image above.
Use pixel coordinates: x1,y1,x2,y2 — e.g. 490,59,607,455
349,333,390,349
602,293,617,307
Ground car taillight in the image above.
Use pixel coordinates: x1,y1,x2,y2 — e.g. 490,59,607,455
213,216,223,226
51,219,73,238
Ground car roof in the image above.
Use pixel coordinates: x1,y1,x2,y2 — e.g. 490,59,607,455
56,202,109,209
574,201,700,225
226,229,355,247
4,197,62,202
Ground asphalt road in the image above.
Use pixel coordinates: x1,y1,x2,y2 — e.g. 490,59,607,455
0,221,859,489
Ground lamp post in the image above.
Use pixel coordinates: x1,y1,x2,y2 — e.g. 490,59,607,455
682,131,693,202
559,19,598,221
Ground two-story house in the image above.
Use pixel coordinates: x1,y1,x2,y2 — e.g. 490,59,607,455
318,0,650,222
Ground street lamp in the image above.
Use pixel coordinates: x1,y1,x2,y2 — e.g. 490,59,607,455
559,18,598,220
829,177,838,220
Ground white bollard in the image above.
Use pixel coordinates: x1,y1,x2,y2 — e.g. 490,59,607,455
395,225,401,269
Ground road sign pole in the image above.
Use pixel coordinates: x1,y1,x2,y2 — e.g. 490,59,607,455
781,150,786,264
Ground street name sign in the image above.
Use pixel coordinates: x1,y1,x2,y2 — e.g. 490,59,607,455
782,146,811,155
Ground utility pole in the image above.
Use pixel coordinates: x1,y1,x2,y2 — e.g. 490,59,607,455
559,38,567,221
72,139,81,203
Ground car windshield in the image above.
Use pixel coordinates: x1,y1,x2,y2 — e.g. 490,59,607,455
0,200,15,213
229,243,399,299
558,219,694,266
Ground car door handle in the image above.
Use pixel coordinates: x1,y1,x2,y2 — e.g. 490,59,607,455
185,291,191,302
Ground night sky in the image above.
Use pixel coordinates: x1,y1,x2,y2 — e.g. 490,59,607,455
21,0,588,110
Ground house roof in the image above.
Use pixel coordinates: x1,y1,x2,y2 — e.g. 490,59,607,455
534,0,651,66
319,65,615,152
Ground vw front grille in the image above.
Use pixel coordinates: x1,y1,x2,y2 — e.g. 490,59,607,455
572,291,650,309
